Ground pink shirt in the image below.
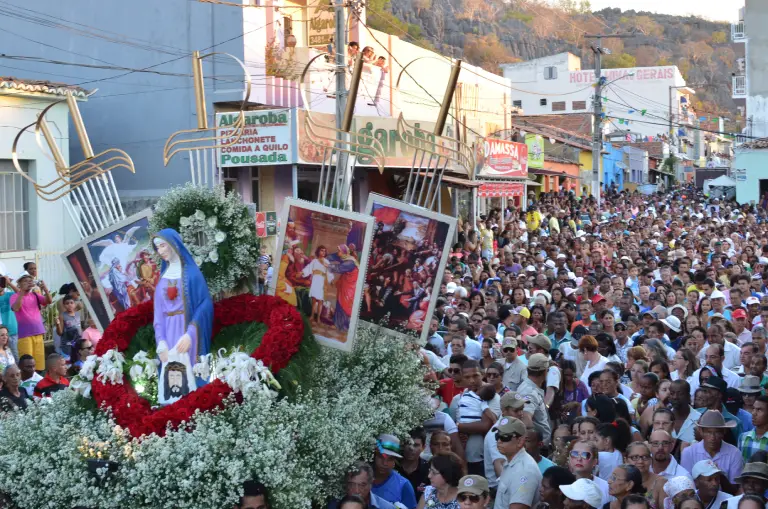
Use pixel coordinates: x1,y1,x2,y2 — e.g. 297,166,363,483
81,327,102,347
9,292,46,338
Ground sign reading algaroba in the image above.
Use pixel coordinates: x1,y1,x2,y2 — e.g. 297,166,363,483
216,110,293,167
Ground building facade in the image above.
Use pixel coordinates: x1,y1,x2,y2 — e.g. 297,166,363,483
0,78,81,286
500,53,691,142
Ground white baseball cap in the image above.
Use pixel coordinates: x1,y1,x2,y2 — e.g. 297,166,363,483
446,282,457,294
692,459,721,480
560,479,603,509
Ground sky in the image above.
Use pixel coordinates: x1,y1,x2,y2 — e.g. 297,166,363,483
580,0,744,21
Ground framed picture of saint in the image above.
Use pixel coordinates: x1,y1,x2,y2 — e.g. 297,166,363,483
269,199,374,352
83,210,159,319
363,194,456,345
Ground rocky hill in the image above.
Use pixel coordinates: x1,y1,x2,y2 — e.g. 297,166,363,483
367,0,742,128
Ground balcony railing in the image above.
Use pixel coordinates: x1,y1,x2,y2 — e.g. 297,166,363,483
733,75,747,99
732,22,746,41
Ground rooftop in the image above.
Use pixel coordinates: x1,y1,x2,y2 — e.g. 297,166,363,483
0,77,90,98
738,138,768,150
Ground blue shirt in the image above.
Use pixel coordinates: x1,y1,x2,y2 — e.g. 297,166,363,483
0,291,17,336
538,455,556,475
736,408,755,433
372,470,417,509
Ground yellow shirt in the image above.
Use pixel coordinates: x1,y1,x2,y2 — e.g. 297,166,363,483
526,211,542,231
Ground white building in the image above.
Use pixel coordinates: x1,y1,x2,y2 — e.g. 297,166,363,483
0,78,81,287
500,53,694,143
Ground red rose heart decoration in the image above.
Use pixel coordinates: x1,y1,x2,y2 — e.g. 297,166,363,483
92,294,304,438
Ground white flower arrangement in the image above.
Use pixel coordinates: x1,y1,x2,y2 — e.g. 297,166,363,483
150,183,261,295
0,326,432,509
127,351,160,382
179,209,227,266
193,349,281,397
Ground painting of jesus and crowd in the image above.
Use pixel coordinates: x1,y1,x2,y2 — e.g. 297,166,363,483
362,194,456,343
271,199,374,351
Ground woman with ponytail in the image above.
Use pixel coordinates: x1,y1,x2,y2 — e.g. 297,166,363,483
595,419,632,480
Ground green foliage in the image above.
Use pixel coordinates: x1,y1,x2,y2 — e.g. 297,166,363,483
602,53,637,69
711,31,727,44
503,10,534,23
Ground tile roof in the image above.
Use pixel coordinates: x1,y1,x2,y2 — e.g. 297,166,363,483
624,141,665,159
739,138,768,150
514,114,593,141
0,77,90,98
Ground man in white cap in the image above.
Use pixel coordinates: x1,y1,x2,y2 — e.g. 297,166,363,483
559,478,604,509
692,459,731,509
708,290,732,321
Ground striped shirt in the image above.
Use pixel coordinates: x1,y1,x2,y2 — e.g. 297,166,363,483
737,428,768,463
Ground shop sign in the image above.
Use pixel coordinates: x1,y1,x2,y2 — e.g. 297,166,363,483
307,0,335,47
216,109,295,167
256,211,278,237
477,182,525,198
266,211,278,236
525,134,544,169
297,110,457,169
476,138,527,179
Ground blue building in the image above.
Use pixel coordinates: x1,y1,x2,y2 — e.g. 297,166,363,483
602,143,625,191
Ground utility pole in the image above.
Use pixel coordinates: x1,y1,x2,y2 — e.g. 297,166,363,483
334,0,347,135
586,33,633,209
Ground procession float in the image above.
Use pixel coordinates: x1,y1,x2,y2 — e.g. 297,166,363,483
0,185,431,509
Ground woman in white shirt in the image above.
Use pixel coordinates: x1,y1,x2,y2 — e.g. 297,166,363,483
0,326,15,373
579,335,608,394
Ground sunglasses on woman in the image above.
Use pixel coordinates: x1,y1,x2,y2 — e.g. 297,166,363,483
457,493,482,503
569,450,592,460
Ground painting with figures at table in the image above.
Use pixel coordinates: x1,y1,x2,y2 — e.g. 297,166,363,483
269,199,374,351
363,194,456,344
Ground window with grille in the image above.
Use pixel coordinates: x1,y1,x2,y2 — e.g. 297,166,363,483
513,100,522,108
540,98,547,106
0,160,31,251
572,101,587,110
222,167,239,196
552,101,566,111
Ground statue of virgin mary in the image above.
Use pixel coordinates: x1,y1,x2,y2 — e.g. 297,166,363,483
152,228,213,405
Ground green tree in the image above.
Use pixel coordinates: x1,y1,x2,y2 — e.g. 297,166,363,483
602,53,637,68
710,31,727,44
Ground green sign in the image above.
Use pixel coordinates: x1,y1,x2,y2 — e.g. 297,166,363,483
525,134,544,169
266,211,278,236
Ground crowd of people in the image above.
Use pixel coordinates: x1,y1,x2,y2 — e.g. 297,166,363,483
0,262,102,412
325,185,768,509
4,185,768,509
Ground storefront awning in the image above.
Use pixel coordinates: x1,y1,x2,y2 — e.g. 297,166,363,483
526,179,542,187
415,173,481,189
478,181,526,198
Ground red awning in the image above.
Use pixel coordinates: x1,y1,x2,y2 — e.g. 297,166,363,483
478,182,525,198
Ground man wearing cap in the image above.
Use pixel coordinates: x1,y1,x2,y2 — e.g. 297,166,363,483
457,475,491,509
493,417,542,509
695,376,743,441
737,394,768,463
691,459,731,509
732,309,752,347
723,462,768,509
708,290,732,321
515,353,552,446
484,392,532,494
681,410,743,488
559,478,605,509
526,334,560,408
501,337,526,392
371,434,417,509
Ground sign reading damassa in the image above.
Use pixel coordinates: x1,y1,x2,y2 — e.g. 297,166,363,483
362,194,457,344
476,138,528,179
269,199,374,351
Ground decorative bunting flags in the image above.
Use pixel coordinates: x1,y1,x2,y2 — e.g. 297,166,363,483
641,109,647,116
